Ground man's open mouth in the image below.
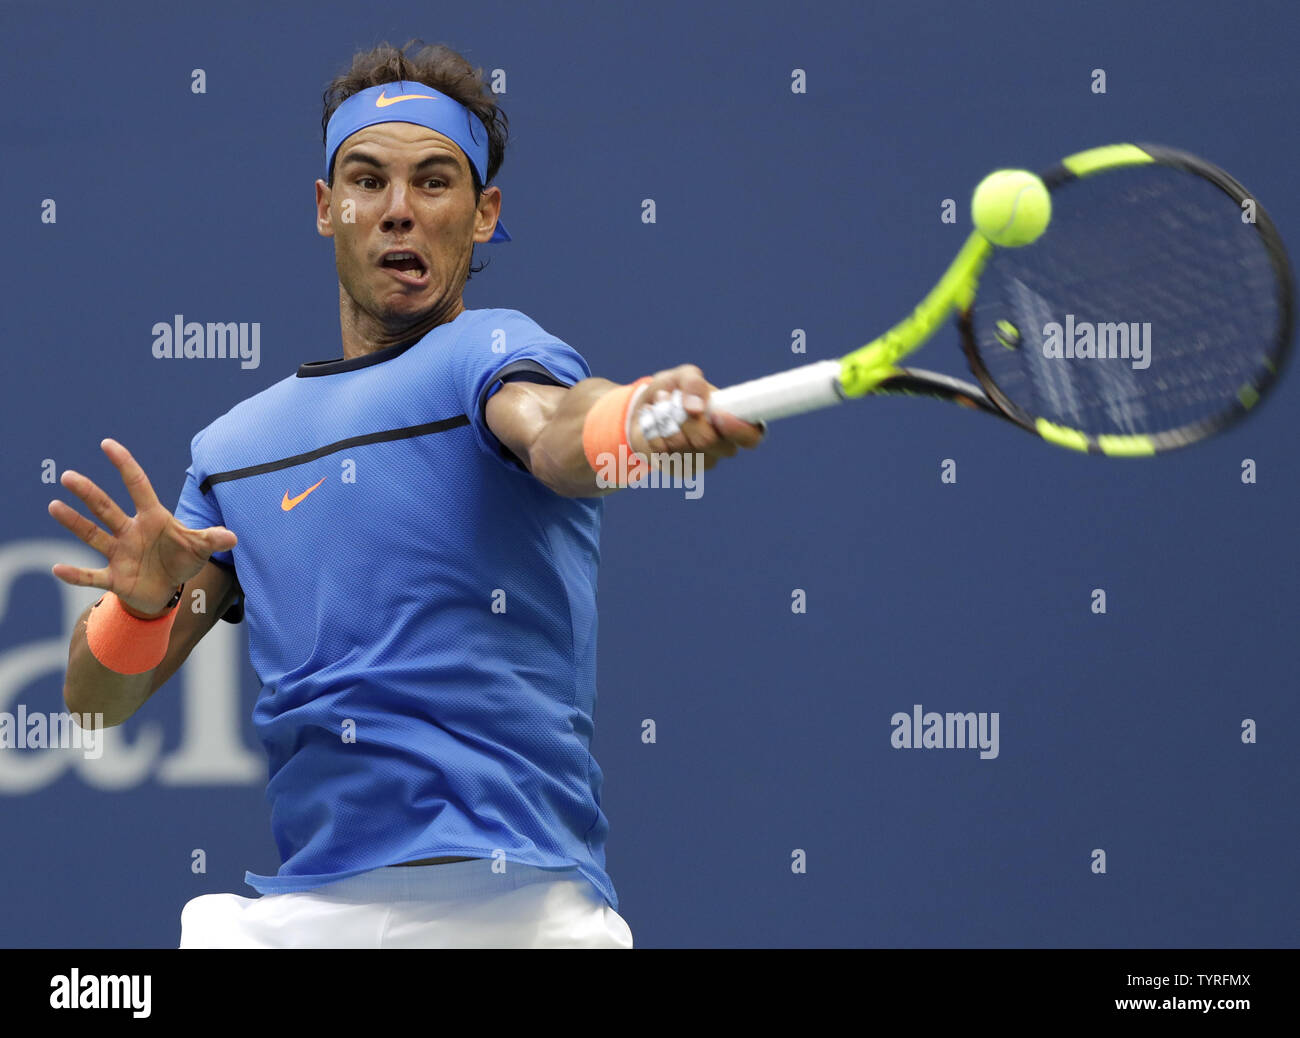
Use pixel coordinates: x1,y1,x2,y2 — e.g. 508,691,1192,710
379,251,429,283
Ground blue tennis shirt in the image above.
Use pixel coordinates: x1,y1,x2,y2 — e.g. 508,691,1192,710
171,308,616,908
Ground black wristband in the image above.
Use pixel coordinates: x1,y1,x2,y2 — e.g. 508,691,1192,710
164,583,185,611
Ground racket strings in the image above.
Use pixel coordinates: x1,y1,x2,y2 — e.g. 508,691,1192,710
969,165,1285,439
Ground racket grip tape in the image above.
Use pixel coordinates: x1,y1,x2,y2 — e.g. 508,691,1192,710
706,360,845,423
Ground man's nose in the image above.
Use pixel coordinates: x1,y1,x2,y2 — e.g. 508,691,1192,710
380,185,415,231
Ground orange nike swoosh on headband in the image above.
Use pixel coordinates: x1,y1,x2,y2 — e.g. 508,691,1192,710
375,90,439,107
281,477,327,511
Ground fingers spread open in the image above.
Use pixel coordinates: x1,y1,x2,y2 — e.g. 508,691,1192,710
59,469,130,537
101,438,162,515
50,562,111,590
47,499,114,557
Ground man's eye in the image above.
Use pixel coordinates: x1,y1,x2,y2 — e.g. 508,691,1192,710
426,179,446,189
357,176,379,189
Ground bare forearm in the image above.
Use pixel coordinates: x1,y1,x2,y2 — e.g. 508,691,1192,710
63,604,156,727
528,378,626,498
494,367,764,498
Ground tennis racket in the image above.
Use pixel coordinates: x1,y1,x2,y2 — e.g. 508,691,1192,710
682,143,1295,456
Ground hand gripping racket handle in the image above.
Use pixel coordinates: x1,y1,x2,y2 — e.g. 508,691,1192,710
704,360,845,423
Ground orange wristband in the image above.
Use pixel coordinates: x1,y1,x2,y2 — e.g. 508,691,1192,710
583,376,652,476
85,590,182,675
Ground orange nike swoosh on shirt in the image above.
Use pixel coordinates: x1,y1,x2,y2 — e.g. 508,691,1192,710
281,477,327,511
375,90,438,108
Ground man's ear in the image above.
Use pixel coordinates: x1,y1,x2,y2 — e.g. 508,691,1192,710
316,179,334,239
474,185,503,243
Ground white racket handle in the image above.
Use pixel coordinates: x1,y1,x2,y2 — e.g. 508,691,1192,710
705,360,845,423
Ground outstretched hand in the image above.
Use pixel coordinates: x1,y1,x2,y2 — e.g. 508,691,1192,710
48,438,237,618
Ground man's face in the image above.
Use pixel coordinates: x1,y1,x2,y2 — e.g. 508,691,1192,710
315,122,501,328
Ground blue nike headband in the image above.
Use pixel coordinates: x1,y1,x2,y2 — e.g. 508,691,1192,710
325,81,510,243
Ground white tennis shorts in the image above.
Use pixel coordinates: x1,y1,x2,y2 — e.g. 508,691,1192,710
179,859,633,949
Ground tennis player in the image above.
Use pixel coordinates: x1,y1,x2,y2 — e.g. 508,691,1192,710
49,41,762,948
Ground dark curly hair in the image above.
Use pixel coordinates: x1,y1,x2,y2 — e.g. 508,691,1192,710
322,40,509,278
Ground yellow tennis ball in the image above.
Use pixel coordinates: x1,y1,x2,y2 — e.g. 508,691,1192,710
971,169,1051,247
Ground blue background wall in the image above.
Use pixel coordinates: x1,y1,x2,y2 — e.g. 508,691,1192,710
1,0,1296,947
